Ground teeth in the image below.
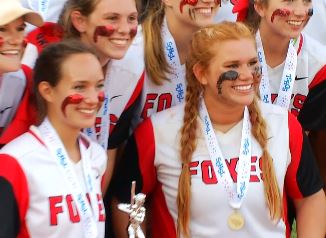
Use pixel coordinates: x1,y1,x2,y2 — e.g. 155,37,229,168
79,109,96,114
110,39,128,46
233,84,252,91
0,50,19,55
287,20,303,26
196,8,212,14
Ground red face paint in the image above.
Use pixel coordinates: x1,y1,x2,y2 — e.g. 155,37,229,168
98,91,105,102
271,8,290,23
93,25,115,43
130,26,138,38
22,39,28,48
61,94,84,115
180,0,198,13
0,37,4,47
215,0,221,7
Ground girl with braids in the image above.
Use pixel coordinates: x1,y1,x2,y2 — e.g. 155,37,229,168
0,0,43,147
233,0,326,204
111,22,325,237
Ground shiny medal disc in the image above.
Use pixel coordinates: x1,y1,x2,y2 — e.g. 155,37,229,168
228,211,245,230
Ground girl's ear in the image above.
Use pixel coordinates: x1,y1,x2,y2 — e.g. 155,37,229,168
254,1,266,18
70,10,88,33
38,81,54,103
193,63,208,85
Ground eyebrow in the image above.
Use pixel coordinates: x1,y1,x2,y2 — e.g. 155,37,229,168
224,57,258,64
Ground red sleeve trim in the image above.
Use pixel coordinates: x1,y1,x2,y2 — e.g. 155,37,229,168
296,34,303,55
0,154,30,237
134,119,156,194
124,71,145,110
285,112,304,199
308,65,326,90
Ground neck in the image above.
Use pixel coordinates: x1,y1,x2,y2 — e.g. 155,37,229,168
165,11,198,65
203,94,245,133
46,113,81,163
259,23,290,68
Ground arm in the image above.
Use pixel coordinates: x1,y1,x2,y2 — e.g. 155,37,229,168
101,148,117,194
294,189,326,238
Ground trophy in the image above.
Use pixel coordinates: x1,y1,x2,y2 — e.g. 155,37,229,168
118,181,146,238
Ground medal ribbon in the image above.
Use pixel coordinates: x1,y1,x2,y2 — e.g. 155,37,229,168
39,118,98,238
256,31,297,108
199,99,251,209
84,79,109,150
161,17,185,104
27,0,50,18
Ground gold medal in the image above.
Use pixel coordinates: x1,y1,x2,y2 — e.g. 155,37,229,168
228,210,245,230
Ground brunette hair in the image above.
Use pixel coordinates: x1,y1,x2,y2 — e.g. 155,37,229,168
58,0,101,39
33,40,97,122
177,21,282,237
245,0,269,33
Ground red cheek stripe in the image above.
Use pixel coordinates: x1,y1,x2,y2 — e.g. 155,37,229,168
130,27,138,38
98,91,105,102
271,8,290,22
0,37,4,47
61,94,84,115
93,25,115,43
180,0,198,13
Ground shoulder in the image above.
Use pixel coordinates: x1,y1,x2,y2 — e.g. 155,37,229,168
299,33,326,69
150,103,185,128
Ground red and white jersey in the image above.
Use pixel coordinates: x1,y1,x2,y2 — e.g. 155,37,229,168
112,102,323,238
0,126,106,238
304,0,326,46
267,33,326,130
214,0,237,23
20,0,67,33
0,66,36,146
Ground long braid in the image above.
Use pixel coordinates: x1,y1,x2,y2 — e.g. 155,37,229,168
177,63,202,238
249,97,282,220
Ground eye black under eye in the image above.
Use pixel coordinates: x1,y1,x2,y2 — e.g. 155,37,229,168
219,70,239,81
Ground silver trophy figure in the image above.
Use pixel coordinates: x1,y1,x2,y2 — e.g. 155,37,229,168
118,181,146,238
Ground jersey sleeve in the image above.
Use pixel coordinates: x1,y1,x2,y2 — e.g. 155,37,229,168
285,113,324,199
298,65,326,130
111,118,156,203
0,154,29,238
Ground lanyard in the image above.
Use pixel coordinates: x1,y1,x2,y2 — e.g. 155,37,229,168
39,118,98,238
199,99,251,209
161,17,186,104
27,0,50,18
256,30,297,108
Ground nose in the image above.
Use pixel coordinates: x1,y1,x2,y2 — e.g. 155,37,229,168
83,88,100,105
238,65,254,81
117,18,130,35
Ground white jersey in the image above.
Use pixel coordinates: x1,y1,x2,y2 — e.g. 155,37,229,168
21,0,67,33
0,70,26,136
112,102,322,238
267,33,326,129
214,0,237,23
303,0,326,45
0,126,106,238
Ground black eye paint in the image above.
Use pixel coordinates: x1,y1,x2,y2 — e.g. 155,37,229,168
217,70,239,94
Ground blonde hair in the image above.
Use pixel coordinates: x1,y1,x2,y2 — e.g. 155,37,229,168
141,0,169,85
177,21,282,237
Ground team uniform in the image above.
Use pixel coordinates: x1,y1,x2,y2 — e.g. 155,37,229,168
112,102,323,238
0,126,106,238
0,65,36,147
214,0,237,23
20,0,67,33
267,33,326,130
22,24,144,149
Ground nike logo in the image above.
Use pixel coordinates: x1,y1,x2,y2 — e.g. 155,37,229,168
267,136,273,140
110,95,122,102
295,76,308,81
0,106,12,114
